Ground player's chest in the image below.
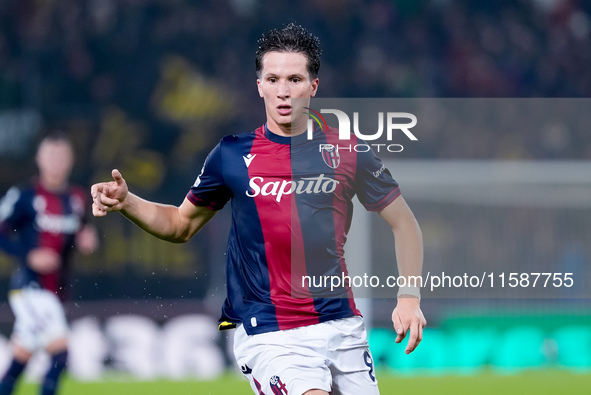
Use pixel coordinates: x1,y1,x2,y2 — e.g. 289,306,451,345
225,145,355,204
29,192,83,235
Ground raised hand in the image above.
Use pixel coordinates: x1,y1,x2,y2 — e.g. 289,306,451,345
91,169,129,217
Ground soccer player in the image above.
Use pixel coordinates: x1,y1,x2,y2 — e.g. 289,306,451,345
0,133,98,395
91,24,426,395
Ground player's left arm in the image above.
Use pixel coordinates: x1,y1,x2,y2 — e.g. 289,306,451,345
378,196,427,354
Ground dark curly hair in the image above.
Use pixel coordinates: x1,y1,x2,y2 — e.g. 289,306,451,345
255,23,322,79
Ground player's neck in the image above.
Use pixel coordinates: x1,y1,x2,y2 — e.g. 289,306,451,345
39,176,68,193
266,120,307,138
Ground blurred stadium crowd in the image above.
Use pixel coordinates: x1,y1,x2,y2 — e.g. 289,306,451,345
0,0,590,169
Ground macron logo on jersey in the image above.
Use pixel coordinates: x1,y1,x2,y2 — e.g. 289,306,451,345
246,174,340,203
243,154,256,168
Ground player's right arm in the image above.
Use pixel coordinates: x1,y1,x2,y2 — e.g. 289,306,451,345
91,169,216,243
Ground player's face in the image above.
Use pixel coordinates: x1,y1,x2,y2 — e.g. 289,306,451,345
257,51,319,136
36,140,74,190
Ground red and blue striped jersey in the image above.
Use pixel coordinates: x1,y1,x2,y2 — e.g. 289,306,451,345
187,124,400,335
0,181,87,300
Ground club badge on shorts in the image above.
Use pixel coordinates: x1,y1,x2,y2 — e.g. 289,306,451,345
270,375,288,394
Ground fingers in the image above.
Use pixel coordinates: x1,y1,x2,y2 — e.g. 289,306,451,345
91,184,116,216
392,303,427,354
96,193,120,207
90,183,99,198
91,170,127,217
417,320,424,348
91,183,109,205
112,169,124,185
91,187,114,208
90,182,105,200
405,321,421,354
405,314,427,354
392,312,406,344
92,201,107,217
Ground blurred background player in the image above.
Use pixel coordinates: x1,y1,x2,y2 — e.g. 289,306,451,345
0,133,98,395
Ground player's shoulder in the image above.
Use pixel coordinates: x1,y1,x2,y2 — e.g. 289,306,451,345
3,181,35,199
0,185,23,205
203,129,258,165
214,126,261,156
219,128,259,145
0,183,36,216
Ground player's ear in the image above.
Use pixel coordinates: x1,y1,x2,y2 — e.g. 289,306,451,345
310,77,319,97
257,79,263,98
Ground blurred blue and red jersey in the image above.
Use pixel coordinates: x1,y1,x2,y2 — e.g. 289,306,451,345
187,124,400,335
0,181,88,300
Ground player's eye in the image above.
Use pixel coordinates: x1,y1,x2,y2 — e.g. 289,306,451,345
268,77,277,83
290,77,301,83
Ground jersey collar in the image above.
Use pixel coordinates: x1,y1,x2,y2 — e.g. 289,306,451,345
264,123,318,145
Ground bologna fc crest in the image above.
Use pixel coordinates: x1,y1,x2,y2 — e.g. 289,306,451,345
321,145,340,169
270,375,288,395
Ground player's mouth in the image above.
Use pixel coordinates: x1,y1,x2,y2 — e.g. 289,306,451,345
276,105,292,116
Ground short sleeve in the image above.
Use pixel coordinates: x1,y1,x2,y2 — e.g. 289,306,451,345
0,187,25,255
186,141,232,211
0,187,23,229
354,149,401,212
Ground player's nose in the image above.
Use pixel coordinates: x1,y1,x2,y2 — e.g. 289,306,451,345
276,80,290,99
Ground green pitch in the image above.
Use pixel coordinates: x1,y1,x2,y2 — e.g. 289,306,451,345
14,370,591,395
